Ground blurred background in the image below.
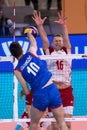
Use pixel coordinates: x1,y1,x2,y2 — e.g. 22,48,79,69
0,0,87,122
0,0,87,36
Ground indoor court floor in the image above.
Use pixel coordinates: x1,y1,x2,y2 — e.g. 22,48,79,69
0,122,87,130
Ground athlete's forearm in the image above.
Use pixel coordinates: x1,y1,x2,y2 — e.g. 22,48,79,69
38,25,49,51
61,24,71,49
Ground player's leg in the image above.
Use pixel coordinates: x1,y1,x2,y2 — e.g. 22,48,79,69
14,108,30,130
29,88,50,130
47,107,59,130
51,111,72,130
50,86,74,130
40,108,52,130
15,90,33,130
61,86,74,130
46,107,73,130
47,83,68,130
50,112,73,130
64,113,72,130
51,105,68,130
29,105,45,130
63,106,73,130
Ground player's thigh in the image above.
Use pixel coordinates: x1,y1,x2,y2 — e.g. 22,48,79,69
51,105,64,124
30,105,45,123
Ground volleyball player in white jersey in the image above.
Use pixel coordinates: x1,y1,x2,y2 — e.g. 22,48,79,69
32,11,74,130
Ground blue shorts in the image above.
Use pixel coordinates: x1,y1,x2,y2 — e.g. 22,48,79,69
32,83,62,111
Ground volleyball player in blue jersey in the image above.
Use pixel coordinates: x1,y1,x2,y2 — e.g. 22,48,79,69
9,31,69,130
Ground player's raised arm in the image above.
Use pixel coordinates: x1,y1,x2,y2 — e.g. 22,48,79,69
32,11,50,51
54,13,71,52
24,26,38,55
27,31,38,55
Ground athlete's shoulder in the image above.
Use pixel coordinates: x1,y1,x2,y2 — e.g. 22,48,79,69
61,47,67,54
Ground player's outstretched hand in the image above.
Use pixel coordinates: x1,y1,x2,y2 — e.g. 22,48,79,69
54,12,67,25
32,11,47,26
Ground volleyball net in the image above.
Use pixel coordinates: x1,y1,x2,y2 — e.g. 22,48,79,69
0,54,87,123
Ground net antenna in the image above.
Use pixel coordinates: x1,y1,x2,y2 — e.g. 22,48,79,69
13,0,16,42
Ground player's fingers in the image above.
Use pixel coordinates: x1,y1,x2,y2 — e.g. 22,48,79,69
43,17,47,22
38,11,41,17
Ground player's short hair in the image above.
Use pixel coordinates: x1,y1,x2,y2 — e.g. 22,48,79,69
52,34,63,41
9,42,23,59
53,34,63,38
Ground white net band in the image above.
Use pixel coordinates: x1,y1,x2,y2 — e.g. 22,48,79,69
1,117,87,123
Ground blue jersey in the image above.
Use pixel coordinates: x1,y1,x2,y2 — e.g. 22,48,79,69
15,52,52,92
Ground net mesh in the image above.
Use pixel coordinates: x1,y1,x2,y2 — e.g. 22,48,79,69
0,54,87,122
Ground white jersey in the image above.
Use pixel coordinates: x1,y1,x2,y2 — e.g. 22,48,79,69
45,47,72,85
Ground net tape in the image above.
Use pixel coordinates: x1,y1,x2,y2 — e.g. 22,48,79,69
1,117,87,123
0,54,87,62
